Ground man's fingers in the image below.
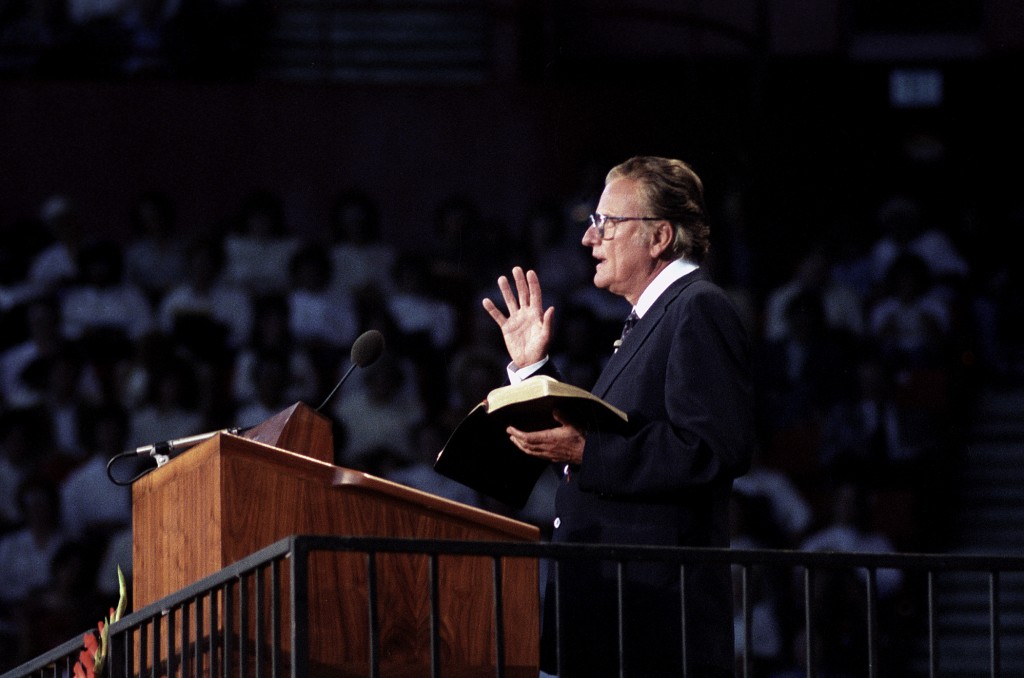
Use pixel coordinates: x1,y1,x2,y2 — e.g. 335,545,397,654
512,266,530,308
526,269,544,311
481,297,507,325
496,275,518,312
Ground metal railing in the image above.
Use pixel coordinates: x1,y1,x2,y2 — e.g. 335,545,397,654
4,535,1024,678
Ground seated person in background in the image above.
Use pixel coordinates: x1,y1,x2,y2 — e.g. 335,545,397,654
762,242,865,343
59,406,132,543
868,252,953,371
123,190,187,305
159,236,254,353
232,295,319,406
222,189,300,296
286,242,359,354
333,355,424,472
60,239,154,348
326,189,396,297
0,477,70,613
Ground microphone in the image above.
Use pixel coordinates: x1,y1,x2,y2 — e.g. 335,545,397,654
315,329,386,412
131,426,247,466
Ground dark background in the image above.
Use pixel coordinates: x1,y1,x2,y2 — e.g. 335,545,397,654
3,0,1022,287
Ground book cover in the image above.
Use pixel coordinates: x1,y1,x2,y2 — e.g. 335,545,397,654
434,376,628,508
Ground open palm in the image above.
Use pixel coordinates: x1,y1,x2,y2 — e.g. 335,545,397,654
482,266,554,368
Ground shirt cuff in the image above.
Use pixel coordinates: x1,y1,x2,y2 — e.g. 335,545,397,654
506,356,549,383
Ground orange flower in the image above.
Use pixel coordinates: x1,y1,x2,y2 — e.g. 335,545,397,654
74,632,98,678
72,566,127,678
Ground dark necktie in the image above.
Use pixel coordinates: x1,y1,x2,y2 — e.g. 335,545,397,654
614,310,639,352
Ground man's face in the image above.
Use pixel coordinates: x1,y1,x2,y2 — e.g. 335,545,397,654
582,177,661,305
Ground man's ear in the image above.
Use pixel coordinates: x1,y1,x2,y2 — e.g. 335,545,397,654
648,221,673,258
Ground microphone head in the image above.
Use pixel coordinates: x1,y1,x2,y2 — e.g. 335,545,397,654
351,330,385,368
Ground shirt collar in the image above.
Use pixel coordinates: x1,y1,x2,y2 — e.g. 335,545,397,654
633,258,699,319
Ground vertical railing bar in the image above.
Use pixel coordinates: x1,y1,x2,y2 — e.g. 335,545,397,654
255,567,264,678
210,584,220,678
139,618,149,678
804,567,815,678
227,577,236,678
990,570,1000,678
491,555,505,678
126,618,133,678
554,558,563,678
616,560,625,678
119,615,129,678
270,559,280,678
741,564,751,678
197,593,206,678
865,568,877,678
151,615,160,678
223,582,233,678
183,599,192,678
291,541,310,678
168,606,177,678
927,570,937,678
367,552,380,678
107,611,121,678
680,562,688,678
240,573,250,678
429,553,441,678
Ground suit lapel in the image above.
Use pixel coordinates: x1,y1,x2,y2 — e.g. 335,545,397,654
592,269,705,398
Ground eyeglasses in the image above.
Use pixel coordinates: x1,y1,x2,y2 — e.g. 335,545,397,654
587,213,662,240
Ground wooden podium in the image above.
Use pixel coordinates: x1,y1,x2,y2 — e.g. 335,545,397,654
132,403,540,677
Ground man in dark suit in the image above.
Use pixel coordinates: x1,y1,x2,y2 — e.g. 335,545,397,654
483,156,754,677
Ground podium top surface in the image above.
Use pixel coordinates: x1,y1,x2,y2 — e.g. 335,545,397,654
137,429,540,542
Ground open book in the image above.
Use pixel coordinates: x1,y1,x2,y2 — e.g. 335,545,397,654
434,375,628,508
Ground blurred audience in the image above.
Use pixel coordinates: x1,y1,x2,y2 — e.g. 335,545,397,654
0,476,69,608
59,239,154,351
159,236,253,352
223,188,300,296
232,294,319,405
0,298,66,408
0,154,1004,674
123,191,187,305
58,406,133,543
125,358,203,449
27,195,82,296
0,477,76,667
0,407,55,530
286,241,359,356
234,351,294,428
762,243,865,343
326,189,397,297
332,354,424,470
868,194,969,295
867,252,954,371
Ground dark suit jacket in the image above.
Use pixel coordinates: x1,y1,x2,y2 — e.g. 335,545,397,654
539,268,755,677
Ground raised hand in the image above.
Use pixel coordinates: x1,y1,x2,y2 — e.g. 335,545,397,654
481,266,554,368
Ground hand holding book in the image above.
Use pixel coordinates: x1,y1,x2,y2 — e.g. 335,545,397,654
434,376,628,508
